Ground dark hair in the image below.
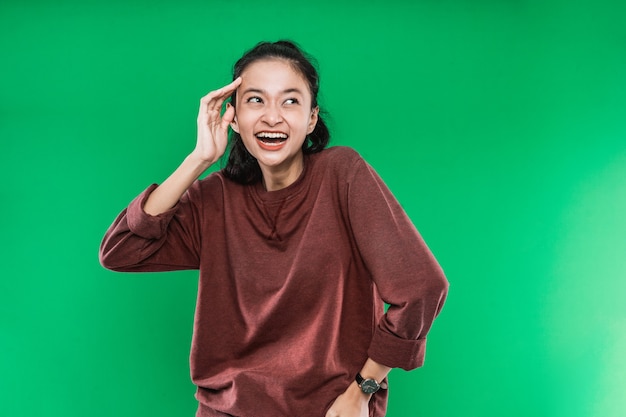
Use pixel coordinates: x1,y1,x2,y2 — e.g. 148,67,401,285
223,40,330,184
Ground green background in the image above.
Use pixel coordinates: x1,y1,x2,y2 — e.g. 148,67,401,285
2,0,625,416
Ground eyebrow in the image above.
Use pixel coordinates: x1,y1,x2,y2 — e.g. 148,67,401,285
241,87,305,95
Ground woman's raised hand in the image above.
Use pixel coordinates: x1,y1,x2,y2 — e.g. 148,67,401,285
193,77,242,166
142,77,242,216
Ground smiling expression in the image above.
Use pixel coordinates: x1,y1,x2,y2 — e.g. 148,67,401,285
229,59,318,188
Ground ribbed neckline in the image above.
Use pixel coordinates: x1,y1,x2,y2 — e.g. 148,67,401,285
250,154,312,204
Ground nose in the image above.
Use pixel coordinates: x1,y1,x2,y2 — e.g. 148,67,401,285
261,103,283,126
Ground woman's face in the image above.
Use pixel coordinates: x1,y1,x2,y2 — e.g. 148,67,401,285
230,59,318,185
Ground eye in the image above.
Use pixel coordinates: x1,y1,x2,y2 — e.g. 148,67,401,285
284,98,300,105
246,96,263,103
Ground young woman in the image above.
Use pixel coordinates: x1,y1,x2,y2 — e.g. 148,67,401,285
100,40,448,417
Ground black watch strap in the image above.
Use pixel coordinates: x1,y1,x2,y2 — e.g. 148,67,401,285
355,373,366,385
355,372,388,394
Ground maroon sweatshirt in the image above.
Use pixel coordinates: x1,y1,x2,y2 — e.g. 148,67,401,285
100,146,448,417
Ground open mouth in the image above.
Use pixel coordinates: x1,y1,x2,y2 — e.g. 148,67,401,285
255,132,288,148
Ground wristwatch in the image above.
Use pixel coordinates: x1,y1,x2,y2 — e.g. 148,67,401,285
355,373,388,394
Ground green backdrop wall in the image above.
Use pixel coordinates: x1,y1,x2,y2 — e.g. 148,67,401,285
2,1,625,416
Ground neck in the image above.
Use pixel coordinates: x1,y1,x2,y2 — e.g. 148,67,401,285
260,154,304,191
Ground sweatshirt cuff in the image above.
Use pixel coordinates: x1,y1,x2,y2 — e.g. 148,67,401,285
127,184,178,239
367,327,427,371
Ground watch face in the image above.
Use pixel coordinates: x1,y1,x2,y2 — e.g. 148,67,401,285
361,379,380,394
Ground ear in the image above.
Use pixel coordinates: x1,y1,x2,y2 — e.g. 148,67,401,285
227,102,239,133
307,106,319,134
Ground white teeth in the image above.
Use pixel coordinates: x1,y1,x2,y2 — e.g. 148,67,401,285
256,132,288,139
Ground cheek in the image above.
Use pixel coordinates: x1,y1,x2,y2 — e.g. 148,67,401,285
288,111,313,127
234,112,256,133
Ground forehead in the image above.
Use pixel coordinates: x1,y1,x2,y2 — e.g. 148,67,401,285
239,58,310,95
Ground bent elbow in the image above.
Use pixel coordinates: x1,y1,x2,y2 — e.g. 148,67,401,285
98,237,133,272
98,245,122,271
424,264,449,315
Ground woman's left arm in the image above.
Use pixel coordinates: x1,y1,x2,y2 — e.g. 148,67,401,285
325,358,391,417
346,156,449,370
327,152,449,416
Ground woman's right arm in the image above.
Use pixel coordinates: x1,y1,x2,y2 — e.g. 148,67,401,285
144,77,241,215
99,78,241,271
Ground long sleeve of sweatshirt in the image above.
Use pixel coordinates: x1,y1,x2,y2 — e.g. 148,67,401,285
99,182,206,272
346,157,448,370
